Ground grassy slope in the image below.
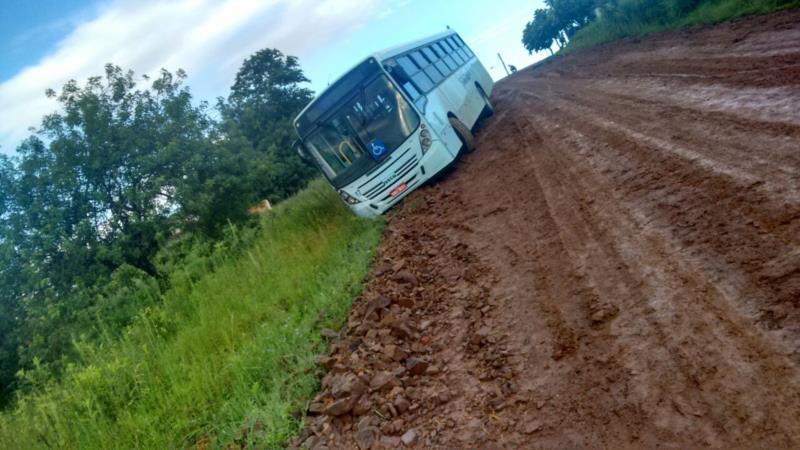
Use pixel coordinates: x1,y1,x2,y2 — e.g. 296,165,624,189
0,180,383,449
567,0,800,51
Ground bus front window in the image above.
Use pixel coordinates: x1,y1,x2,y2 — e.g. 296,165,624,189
305,75,420,181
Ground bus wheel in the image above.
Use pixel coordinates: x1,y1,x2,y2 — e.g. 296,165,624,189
449,116,476,153
477,85,494,119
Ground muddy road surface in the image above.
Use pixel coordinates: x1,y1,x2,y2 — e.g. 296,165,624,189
295,11,800,449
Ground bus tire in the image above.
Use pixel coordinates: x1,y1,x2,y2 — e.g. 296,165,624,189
449,116,476,154
477,85,494,119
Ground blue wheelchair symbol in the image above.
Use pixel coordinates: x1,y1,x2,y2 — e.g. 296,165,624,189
367,139,387,158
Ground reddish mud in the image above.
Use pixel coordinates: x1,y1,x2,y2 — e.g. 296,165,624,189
294,10,800,449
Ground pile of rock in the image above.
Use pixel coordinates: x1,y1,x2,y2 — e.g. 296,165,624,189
294,268,452,449
291,205,523,449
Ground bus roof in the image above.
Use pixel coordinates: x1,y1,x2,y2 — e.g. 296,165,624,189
294,29,459,129
372,29,457,61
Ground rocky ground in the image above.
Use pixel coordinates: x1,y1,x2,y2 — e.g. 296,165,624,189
293,9,800,449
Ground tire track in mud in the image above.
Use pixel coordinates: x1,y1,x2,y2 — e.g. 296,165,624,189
512,110,800,447
521,86,800,338
293,10,800,449
520,85,800,203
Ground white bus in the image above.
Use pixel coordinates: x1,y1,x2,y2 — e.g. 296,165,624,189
293,30,494,217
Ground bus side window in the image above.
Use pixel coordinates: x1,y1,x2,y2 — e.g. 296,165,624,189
411,72,434,92
442,38,455,52
421,47,438,65
409,51,428,70
397,55,434,93
402,81,421,101
397,56,418,77
447,36,468,61
434,42,458,71
421,46,449,78
411,50,443,84
455,35,474,58
429,46,452,76
443,39,464,65
424,63,444,84
447,36,460,50
385,60,410,85
384,59,422,101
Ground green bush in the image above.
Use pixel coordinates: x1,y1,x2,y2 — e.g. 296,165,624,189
0,180,383,449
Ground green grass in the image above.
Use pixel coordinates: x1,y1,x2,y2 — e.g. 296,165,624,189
0,179,383,449
567,0,800,51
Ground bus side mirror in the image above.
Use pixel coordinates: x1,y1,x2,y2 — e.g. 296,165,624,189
415,96,428,114
293,140,311,164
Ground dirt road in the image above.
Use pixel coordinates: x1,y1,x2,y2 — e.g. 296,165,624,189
295,10,800,449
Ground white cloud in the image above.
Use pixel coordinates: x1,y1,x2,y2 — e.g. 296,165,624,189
0,0,400,153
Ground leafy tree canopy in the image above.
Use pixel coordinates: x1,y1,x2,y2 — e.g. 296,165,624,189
523,0,596,53
523,0,710,55
0,48,317,403
221,48,316,202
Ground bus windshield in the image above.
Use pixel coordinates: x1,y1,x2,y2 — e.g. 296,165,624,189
304,74,420,183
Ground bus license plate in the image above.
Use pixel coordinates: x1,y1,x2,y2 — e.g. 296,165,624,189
389,182,408,197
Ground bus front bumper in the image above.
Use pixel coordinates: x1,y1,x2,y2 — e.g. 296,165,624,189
350,143,456,218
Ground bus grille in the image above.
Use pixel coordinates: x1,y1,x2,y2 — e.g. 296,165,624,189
358,148,419,201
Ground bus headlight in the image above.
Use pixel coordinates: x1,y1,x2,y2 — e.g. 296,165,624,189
338,190,360,205
419,124,432,153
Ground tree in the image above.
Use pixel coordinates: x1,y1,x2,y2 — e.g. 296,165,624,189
220,48,316,203
523,0,597,54
1,64,266,392
0,154,22,404
0,243,22,404
523,9,560,54
0,48,318,401
547,0,596,37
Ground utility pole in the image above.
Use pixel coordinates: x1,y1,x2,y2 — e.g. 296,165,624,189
497,53,510,76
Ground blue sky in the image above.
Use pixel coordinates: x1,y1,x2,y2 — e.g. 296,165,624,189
0,0,547,154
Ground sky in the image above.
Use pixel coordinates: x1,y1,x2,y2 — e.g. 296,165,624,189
0,0,547,154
